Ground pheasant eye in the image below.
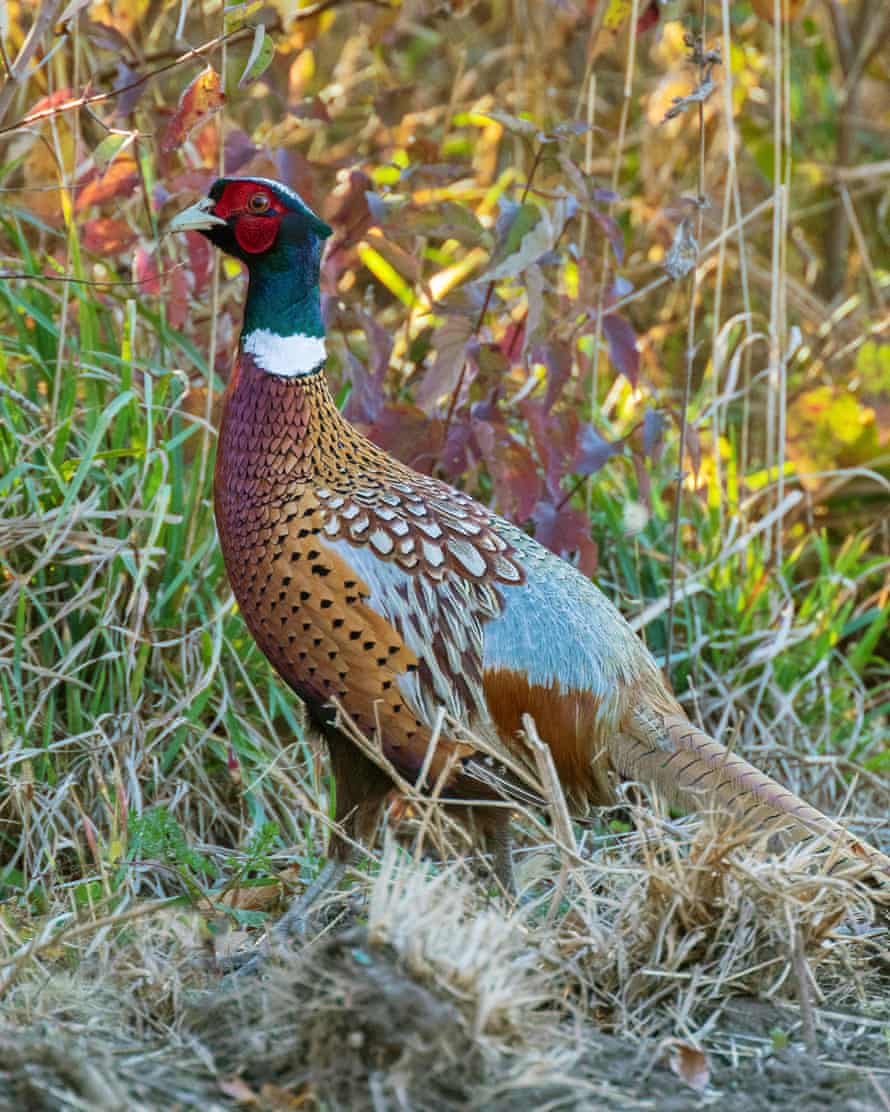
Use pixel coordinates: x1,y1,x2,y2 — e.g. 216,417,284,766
248,192,271,213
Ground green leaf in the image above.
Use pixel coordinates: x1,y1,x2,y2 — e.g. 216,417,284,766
480,110,540,139
239,24,276,88
92,132,136,173
485,198,568,281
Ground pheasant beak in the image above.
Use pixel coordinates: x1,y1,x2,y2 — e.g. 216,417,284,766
169,196,227,233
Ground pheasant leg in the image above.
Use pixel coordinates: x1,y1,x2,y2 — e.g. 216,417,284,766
273,858,348,940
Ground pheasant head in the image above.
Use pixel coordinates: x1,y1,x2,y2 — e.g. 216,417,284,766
171,177,332,375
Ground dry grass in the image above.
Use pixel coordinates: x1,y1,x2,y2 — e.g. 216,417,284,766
2,791,889,1109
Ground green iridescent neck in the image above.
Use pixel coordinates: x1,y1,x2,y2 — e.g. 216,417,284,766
242,238,324,339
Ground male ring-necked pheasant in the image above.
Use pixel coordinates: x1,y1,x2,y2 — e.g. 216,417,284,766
171,177,890,927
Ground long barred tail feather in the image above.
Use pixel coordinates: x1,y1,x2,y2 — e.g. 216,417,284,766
613,706,890,894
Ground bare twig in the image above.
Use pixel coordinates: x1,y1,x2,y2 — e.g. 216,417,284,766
522,713,592,922
665,16,712,678
790,923,819,1054
0,0,378,140
0,25,247,139
821,0,890,299
0,0,63,126
442,141,546,437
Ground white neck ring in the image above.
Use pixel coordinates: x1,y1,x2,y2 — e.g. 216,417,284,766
242,328,326,378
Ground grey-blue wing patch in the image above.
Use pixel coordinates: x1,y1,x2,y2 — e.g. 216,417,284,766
482,522,649,722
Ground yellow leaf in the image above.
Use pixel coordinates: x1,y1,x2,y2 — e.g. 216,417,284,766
288,47,315,99
603,0,633,30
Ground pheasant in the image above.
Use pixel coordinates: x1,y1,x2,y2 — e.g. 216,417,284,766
171,177,890,928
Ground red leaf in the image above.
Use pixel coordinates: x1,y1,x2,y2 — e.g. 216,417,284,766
161,66,225,154
186,229,212,295
167,265,190,330
27,89,73,117
472,418,541,521
669,1043,709,1093
637,0,661,32
602,313,639,387
134,246,160,296
576,535,599,576
366,403,444,473
81,218,137,256
499,314,526,363
75,157,139,211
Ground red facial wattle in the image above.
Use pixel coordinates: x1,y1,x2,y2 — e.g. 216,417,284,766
212,181,284,255
233,217,279,254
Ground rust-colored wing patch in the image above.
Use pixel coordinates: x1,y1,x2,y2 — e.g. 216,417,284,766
482,667,614,807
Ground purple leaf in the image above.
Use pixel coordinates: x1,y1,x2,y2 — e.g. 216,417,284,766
223,130,258,174
602,313,639,387
532,500,598,574
593,210,624,264
442,416,473,478
573,423,621,476
343,352,384,425
355,307,393,381
415,316,474,412
113,62,144,117
523,402,579,499
643,408,666,462
534,340,573,411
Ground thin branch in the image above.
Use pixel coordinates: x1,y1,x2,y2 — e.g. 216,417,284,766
665,15,711,679
442,141,546,437
0,0,64,126
0,26,247,140
0,268,186,287
0,0,378,140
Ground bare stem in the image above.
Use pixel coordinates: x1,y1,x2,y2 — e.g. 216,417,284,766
442,142,545,437
665,6,709,680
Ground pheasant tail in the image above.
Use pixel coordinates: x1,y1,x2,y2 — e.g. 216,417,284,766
614,705,890,890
